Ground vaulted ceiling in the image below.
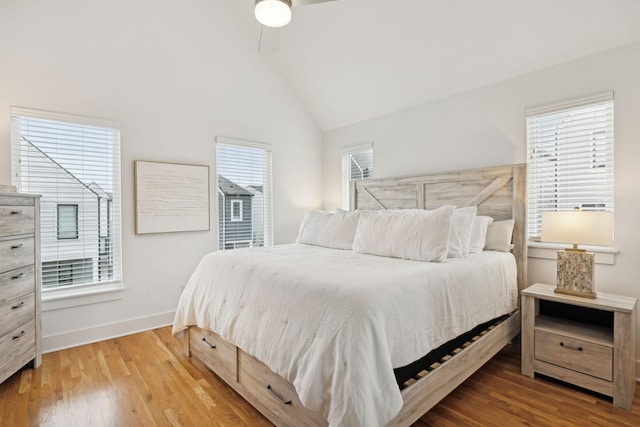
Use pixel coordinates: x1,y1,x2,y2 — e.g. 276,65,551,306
236,0,640,131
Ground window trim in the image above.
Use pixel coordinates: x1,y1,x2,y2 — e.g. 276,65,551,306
527,241,618,265
10,106,119,129
11,106,123,301
42,283,125,312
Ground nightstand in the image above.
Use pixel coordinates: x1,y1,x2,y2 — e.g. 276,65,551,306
521,283,637,410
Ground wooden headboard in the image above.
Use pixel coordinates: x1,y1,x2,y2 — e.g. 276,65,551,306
350,164,527,294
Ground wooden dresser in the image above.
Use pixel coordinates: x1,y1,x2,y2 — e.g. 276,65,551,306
0,192,41,385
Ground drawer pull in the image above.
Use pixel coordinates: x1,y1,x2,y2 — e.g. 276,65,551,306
10,243,24,250
266,384,292,405
12,330,25,340
11,273,26,280
560,342,583,351
10,210,23,215
201,337,216,349
11,301,25,310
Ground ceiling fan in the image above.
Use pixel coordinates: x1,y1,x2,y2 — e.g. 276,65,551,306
255,0,338,53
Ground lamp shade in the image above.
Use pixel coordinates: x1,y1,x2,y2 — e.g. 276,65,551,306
541,211,613,246
255,0,292,28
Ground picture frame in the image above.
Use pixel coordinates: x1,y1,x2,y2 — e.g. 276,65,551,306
134,160,210,234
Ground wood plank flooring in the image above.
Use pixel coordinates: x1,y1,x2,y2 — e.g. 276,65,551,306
1,326,639,426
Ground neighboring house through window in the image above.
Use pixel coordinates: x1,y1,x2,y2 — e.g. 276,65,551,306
526,92,614,242
216,137,272,251
342,143,374,210
11,107,122,291
57,204,79,239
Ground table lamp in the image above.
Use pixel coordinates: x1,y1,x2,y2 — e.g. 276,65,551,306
541,209,613,298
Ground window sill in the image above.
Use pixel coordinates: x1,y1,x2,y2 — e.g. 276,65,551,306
42,282,125,312
527,241,618,265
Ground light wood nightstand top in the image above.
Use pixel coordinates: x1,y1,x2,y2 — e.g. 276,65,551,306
522,283,637,313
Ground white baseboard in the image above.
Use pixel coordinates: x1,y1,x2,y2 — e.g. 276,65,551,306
42,310,176,354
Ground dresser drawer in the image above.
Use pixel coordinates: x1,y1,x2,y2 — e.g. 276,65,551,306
0,237,35,273
0,293,35,338
237,350,324,427
0,206,35,237
535,329,613,381
0,265,34,304
0,319,36,371
189,327,237,386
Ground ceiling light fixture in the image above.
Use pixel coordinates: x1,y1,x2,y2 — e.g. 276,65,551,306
255,0,292,28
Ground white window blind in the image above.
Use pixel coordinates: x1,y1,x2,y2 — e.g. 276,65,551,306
11,107,122,290
216,137,272,251
526,92,614,241
341,143,374,210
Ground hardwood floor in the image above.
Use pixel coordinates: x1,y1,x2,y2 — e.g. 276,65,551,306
1,327,639,426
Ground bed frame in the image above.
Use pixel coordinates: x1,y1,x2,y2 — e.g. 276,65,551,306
184,163,527,426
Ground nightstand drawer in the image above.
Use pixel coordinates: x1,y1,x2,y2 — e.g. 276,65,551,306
535,329,612,381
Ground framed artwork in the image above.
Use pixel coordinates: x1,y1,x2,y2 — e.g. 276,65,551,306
134,160,210,234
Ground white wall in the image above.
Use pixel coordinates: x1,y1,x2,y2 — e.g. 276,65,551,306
324,42,640,354
0,0,322,350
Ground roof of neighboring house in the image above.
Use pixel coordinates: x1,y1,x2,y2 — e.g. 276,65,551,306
246,185,263,194
218,175,254,197
23,137,105,199
88,182,112,200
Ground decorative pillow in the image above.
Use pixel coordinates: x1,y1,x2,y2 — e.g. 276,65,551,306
353,205,455,262
447,206,477,258
469,215,494,254
296,210,360,249
484,219,515,252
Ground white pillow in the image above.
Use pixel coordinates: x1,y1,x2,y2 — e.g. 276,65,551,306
484,219,515,252
469,215,494,254
353,205,455,262
447,206,477,258
296,210,360,249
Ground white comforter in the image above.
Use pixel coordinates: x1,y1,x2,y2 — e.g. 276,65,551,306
172,244,517,427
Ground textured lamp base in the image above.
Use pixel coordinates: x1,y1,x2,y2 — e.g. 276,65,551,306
555,250,596,299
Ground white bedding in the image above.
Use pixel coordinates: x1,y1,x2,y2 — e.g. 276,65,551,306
172,244,517,427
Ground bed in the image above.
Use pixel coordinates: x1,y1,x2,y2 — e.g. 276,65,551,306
172,164,527,426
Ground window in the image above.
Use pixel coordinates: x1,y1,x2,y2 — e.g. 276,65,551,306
11,107,122,291
216,137,272,251
341,143,374,209
57,204,78,239
526,92,614,241
230,200,243,222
